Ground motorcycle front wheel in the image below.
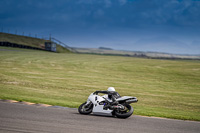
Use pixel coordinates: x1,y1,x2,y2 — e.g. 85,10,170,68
78,102,93,115
114,104,134,119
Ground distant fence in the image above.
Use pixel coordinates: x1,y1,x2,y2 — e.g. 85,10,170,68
0,29,50,40
0,42,48,51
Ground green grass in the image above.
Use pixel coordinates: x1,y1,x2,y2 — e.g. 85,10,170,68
0,46,200,121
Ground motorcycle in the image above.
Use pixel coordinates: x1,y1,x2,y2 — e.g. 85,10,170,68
78,91,138,118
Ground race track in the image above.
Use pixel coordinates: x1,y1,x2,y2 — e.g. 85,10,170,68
0,101,199,133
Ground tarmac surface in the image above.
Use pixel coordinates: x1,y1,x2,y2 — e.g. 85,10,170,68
0,101,200,133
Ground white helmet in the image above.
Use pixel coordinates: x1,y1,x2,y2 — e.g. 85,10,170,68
107,87,115,92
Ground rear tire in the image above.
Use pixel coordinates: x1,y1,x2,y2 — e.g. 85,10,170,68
114,104,133,119
78,102,93,115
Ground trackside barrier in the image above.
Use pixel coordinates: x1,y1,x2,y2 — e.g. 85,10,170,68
0,41,51,51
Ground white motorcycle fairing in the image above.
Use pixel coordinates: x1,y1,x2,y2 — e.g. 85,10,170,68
116,96,134,101
86,93,113,116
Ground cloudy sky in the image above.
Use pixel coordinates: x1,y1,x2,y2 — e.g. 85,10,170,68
0,0,200,54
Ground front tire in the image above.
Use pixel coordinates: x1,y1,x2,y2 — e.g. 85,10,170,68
114,104,133,119
78,102,93,115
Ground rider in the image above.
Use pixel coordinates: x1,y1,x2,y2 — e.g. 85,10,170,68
102,87,120,102
93,87,121,102
93,87,121,109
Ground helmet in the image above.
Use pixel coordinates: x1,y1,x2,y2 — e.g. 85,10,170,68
107,87,115,92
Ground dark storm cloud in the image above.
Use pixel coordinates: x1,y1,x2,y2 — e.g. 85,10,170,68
0,0,200,54
1,0,200,29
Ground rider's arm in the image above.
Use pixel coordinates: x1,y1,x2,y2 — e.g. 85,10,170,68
110,92,120,103
111,95,117,102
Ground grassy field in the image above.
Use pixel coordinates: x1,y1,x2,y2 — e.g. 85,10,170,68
0,47,200,121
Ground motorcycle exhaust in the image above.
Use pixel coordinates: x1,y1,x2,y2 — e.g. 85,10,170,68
126,99,138,104
110,105,125,110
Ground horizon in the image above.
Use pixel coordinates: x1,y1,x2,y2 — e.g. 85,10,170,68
0,0,200,54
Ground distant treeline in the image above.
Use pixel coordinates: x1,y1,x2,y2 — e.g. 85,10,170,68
76,52,200,60
98,47,113,50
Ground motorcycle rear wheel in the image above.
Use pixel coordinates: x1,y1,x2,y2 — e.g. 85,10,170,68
114,104,133,119
78,102,93,115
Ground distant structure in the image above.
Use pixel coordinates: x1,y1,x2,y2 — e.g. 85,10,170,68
0,31,74,52
45,42,56,52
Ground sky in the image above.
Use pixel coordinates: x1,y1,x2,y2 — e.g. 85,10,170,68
0,0,200,54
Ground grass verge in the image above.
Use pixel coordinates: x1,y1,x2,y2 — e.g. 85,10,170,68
0,46,200,121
